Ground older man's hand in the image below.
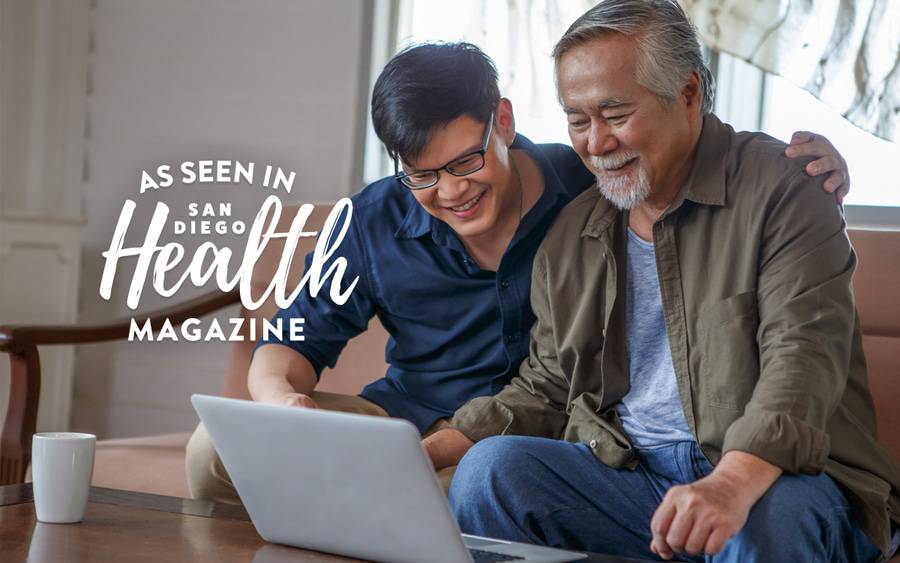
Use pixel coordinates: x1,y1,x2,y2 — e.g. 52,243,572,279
649,451,782,559
422,428,474,471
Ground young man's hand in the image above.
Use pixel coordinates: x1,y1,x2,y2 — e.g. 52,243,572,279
785,131,850,203
422,428,474,471
649,450,782,559
253,389,320,408
268,392,319,409
247,345,319,406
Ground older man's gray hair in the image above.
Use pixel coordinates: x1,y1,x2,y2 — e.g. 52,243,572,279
553,0,714,114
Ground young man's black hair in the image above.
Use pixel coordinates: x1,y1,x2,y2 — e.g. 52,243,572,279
371,42,501,164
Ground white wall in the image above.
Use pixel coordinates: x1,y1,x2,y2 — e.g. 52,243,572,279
0,0,89,219
0,0,91,434
70,0,371,438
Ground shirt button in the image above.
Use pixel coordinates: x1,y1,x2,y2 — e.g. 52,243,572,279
589,439,598,449
500,280,510,289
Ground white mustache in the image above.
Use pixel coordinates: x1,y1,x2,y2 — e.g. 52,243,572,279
589,152,639,171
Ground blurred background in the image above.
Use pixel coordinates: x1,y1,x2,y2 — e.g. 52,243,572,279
0,0,897,442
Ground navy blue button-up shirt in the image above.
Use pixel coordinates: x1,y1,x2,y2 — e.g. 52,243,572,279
257,134,594,433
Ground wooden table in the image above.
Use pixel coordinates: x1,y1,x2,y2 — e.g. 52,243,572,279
0,484,658,562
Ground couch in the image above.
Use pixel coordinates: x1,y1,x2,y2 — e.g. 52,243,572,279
1,210,897,537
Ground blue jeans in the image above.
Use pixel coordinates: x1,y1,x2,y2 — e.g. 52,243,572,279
449,436,881,562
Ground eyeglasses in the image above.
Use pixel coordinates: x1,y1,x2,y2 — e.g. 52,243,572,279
394,113,494,190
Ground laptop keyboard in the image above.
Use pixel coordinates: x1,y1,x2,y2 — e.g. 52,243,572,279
468,548,525,562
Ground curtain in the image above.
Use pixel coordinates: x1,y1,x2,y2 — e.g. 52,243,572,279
682,0,900,141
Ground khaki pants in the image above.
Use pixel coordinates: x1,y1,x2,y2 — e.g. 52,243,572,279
185,392,457,505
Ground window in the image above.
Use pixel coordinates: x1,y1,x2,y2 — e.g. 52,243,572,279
714,51,900,226
365,1,899,227
763,73,900,209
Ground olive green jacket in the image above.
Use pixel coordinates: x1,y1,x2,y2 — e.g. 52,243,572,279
451,114,900,555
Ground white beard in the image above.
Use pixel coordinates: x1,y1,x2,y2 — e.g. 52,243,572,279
589,153,650,210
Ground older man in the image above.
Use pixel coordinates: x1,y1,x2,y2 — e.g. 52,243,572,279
428,1,900,561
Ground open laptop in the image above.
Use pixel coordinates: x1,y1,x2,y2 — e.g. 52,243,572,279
192,394,587,563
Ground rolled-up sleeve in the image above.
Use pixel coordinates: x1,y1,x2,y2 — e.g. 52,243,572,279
452,248,570,442
255,206,376,378
722,171,856,474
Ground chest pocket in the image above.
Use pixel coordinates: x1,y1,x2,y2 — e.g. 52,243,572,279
697,290,760,410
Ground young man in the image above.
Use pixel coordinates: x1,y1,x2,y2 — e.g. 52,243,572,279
440,2,899,562
185,41,851,505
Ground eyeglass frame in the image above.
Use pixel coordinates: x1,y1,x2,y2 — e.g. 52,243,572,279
393,113,495,190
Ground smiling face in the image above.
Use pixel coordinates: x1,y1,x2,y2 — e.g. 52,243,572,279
557,33,701,209
402,100,520,244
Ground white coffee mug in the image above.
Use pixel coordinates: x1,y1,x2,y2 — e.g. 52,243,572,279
31,432,96,523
